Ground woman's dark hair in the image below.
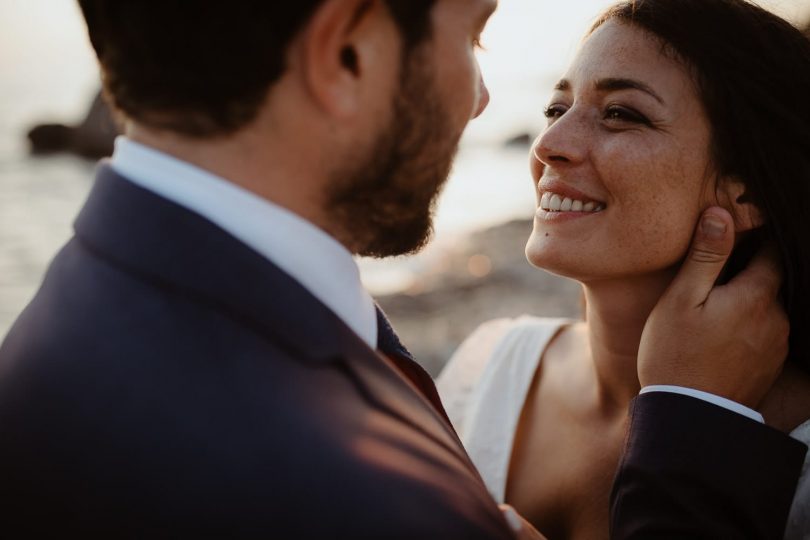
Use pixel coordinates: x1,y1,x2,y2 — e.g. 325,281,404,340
593,0,810,373
77,0,435,137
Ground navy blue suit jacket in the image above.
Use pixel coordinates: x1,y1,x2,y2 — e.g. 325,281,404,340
0,166,805,538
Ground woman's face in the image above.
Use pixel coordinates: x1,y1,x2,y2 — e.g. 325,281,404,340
526,20,718,282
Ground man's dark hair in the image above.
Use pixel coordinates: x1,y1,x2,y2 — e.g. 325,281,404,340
77,1,436,136
595,0,810,373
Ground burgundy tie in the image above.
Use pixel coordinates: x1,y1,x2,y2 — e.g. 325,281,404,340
375,305,453,426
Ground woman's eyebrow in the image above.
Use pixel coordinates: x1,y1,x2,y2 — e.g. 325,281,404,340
595,77,665,104
554,79,570,91
553,78,666,105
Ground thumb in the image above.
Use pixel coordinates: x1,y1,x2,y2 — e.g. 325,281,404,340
668,207,735,307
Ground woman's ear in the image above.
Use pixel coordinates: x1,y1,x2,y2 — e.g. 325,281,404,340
717,176,764,232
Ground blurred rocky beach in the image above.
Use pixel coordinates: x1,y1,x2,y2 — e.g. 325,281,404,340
377,219,581,376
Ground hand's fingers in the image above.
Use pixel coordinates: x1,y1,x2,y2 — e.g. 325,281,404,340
726,242,782,298
667,207,735,307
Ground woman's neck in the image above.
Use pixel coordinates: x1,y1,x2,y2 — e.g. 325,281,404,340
581,269,677,414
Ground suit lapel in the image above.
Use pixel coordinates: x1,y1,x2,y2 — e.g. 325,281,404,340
332,324,474,465
74,165,474,467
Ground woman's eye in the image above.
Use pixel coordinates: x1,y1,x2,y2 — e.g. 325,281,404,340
543,104,567,120
604,105,651,126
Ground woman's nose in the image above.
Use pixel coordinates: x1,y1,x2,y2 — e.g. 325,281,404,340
532,111,587,166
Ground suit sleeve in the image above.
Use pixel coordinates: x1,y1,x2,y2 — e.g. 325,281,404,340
610,392,808,539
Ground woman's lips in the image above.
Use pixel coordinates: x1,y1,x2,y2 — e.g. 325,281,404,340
536,180,607,214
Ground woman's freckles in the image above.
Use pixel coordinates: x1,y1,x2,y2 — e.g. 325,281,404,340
526,20,714,283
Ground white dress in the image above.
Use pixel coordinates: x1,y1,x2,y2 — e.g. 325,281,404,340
436,315,810,539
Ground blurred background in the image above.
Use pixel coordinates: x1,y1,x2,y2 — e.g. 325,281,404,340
2,0,809,373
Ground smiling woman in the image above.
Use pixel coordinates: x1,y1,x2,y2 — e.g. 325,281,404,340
526,19,738,283
437,0,810,538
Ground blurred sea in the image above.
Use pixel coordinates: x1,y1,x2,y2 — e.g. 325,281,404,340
1,0,807,339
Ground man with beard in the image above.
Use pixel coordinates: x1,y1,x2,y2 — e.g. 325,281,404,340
0,0,804,538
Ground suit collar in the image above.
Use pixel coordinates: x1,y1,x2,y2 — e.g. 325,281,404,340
109,138,378,349
75,164,346,363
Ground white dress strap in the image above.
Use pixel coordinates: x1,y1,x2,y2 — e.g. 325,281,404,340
439,316,570,502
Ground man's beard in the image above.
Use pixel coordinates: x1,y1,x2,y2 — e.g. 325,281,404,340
325,49,461,258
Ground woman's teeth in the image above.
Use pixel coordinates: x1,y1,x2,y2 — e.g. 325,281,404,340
540,192,604,213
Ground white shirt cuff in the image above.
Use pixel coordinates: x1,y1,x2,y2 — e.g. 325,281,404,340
640,385,764,424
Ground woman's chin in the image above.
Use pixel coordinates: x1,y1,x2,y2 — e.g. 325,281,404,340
525,240,591,282
526,237,685,292
525,233,639,283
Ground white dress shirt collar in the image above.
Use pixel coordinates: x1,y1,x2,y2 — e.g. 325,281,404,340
109,136,377,349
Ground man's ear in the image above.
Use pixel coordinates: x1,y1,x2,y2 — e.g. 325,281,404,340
717,176,764,232
294,0,398,118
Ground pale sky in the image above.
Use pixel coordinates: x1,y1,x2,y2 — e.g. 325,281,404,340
479,0,810,80
0,0,807,131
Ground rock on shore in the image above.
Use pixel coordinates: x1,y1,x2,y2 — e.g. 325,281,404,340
375,219,582,377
